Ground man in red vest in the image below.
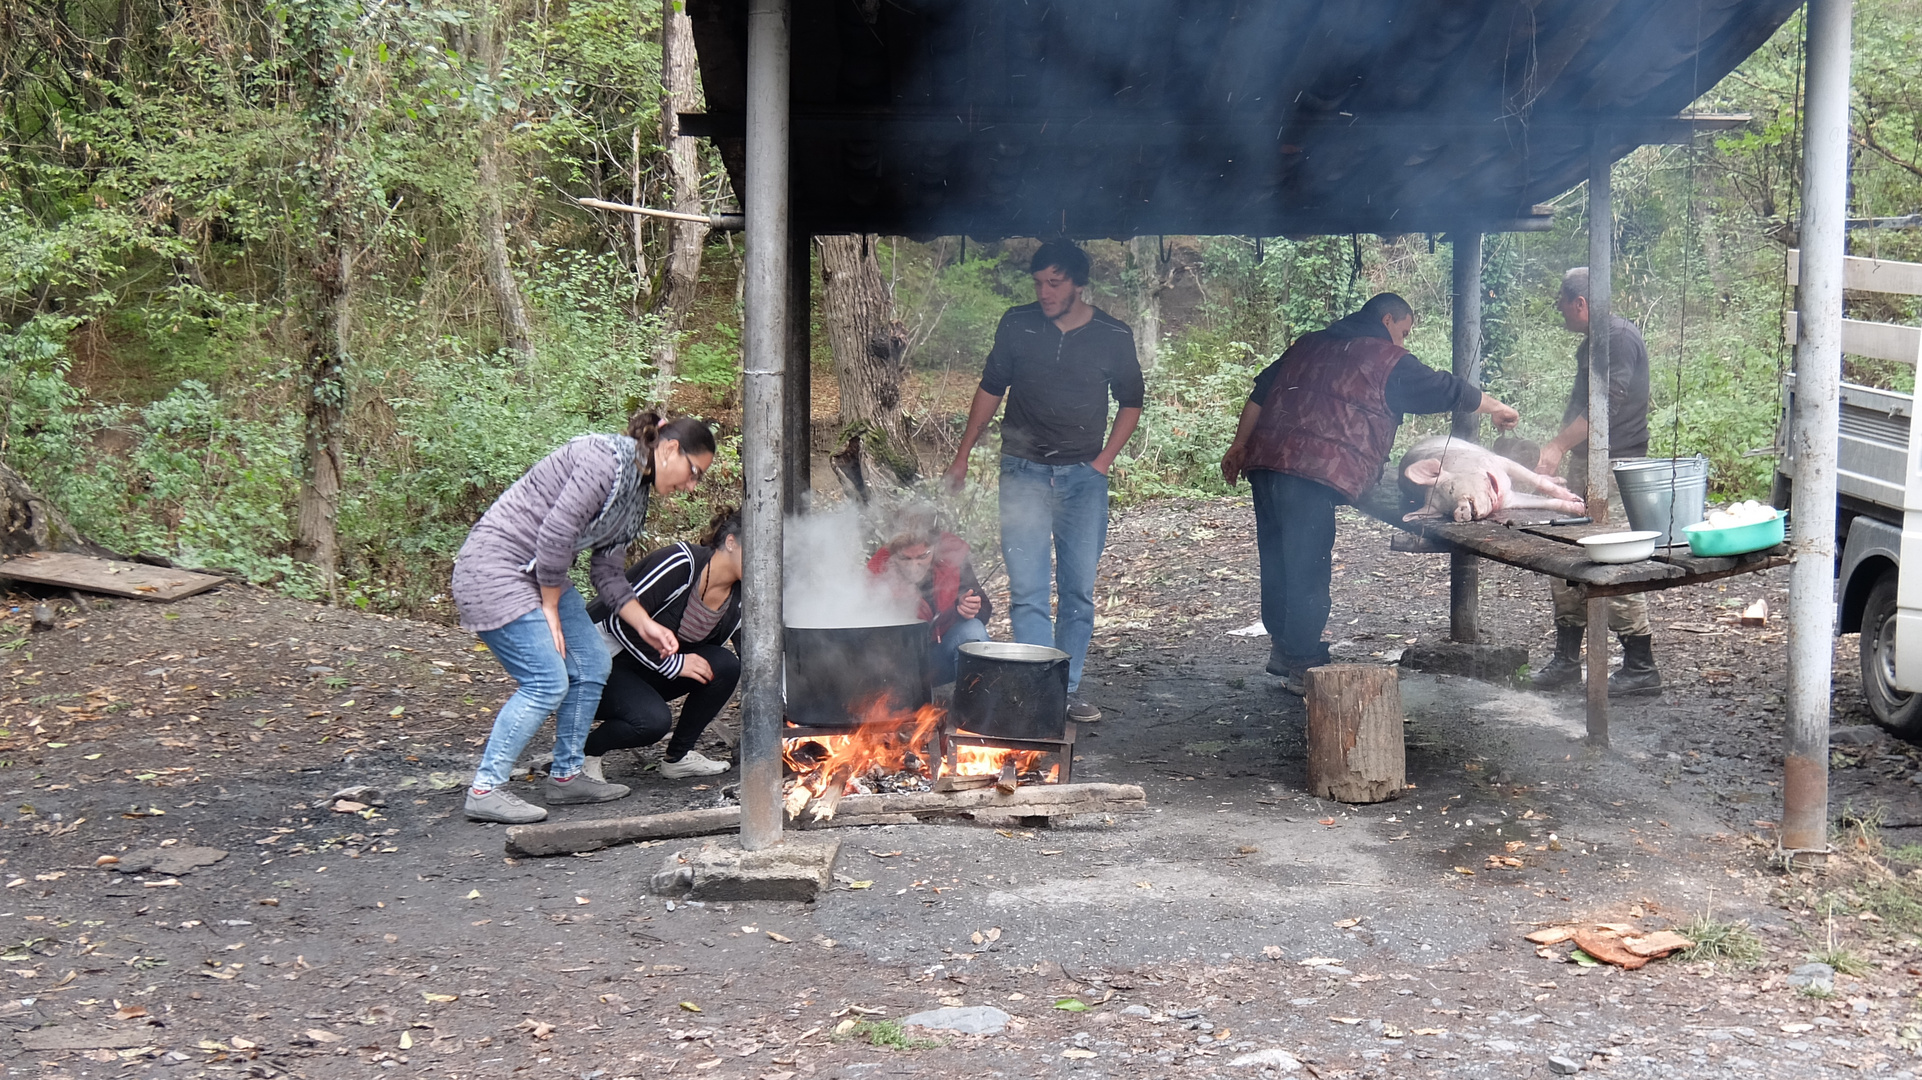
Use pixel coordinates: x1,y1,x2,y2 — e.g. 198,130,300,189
1220,294,1520,693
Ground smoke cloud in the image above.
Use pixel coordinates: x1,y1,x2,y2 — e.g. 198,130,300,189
783,506,919,629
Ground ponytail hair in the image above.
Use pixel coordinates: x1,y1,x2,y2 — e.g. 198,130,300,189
625,410,717,481
700,505,744,550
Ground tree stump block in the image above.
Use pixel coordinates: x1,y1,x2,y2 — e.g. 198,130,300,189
1305,664,1405,804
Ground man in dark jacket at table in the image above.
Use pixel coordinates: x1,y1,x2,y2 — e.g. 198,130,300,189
1220,293,1520,694
1529,267,1660,696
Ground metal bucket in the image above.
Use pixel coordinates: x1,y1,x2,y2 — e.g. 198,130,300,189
1611,456,1709,546
783,623,931,729
952,642,1069,740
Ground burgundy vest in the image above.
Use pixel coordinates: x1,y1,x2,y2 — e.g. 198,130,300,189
1243,333,1404,502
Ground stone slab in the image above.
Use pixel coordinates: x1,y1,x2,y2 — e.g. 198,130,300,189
901,1006,1010,1035
111,845,227,877
653,835,841,902
1398,641,1528,686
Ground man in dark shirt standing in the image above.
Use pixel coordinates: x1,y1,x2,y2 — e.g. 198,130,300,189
1530,267,1660,695
944,240,1144,721
1220,293,1519,693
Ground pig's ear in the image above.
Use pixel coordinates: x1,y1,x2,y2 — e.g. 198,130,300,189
1403,458,1445,486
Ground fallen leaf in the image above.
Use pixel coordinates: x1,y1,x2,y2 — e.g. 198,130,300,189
517,1019,555,1040
1317,817,1337,826
1330,1017,1363,1025
1061,1048,1097,1059
680,1001,702,1012
1568,948,1600,967
1781,1022,1814,1033
303,1029,343,1044
1411,1028,1448,1036
229,1036,257,1050
399,1032,412,1050
832,1019,857,1036
845,880,872,890
1452,867,1475,876
115,1006,148,1020
1262,945,1283,959
1505,841,1529,853
1333,917,1362,929
331,801,367,814
574,896,590,905
1525,927,1578,946
421,992,457,1003
766,932,793,944
1054,998,1091,1012
94,855,120,867
464,889,481,900
867,850,902,858
694,1059,723,1070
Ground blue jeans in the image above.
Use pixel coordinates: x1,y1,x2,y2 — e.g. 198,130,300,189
931,617,990,685
1000,455,1109,694
471,589,612,790
1248,469,1339,674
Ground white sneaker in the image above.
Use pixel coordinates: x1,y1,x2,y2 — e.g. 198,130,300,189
659,750,730,778
581,755,606,783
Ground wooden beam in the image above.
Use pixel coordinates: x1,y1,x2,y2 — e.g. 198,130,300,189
503,783,1149,856
1788,250,1922,296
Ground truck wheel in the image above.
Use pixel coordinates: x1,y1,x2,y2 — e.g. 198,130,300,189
1861,570,1922,740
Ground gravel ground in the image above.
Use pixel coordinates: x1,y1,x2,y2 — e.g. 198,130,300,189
0,497,1918,1079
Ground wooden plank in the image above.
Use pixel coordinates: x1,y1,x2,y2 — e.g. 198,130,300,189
1789,250,1922,296
0,552,224,601
1783,309,1920,363
504,782,1149,856
1357,481,1784,594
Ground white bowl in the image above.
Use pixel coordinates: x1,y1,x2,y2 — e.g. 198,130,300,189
1578,530,1663,564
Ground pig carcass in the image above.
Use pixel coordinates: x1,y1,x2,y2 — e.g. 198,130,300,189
1398,436,1586,523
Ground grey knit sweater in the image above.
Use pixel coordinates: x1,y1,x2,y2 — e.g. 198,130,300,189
451,436,650,633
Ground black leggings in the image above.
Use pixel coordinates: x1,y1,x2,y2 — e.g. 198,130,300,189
583,645,741,760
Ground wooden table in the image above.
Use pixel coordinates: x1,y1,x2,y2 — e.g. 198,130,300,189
1353,483,1786,743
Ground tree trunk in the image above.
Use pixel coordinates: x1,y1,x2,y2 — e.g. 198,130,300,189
817,234,908,451
476,7,534,361
1127,235,1166,369
0,460,92,557
1304,665,1406,804
651,0,708,394
295,222,349,602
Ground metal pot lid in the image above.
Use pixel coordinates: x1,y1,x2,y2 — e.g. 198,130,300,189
958,641,1068,663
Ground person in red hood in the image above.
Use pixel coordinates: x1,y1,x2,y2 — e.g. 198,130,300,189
868,520,993,685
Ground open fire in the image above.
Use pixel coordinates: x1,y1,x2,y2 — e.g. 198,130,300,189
781,696,1060,821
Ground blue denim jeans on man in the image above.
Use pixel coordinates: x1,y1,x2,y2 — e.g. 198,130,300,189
931,617,990,685
471,587,611,790
1247,469,1339,674
999,455,1109,694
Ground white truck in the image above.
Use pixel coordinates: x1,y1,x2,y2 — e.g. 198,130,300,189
1777,252,1922,737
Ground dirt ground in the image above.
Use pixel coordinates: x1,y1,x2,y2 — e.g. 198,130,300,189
3,498,1922,1079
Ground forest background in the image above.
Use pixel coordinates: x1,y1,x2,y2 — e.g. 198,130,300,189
2,0,1920,619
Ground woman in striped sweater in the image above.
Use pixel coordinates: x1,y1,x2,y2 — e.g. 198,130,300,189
581,508,744,783
452,411,715,824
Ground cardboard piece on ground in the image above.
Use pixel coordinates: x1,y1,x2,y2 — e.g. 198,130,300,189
1623,930,1695,958
1525,926,1578,946
1572,927,1650,970
0,552,223,601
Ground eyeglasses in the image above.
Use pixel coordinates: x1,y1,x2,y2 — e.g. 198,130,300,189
684,449,706,483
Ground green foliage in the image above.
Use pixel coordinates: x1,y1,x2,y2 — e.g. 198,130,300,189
679,324,741,389
843,1020,938,1051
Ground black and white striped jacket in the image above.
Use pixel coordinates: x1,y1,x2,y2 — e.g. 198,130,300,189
587,542,742,679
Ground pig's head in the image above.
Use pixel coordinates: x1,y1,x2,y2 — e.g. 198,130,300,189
1401,458,1502,523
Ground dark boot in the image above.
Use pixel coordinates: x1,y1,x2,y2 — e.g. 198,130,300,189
1530,625,1584,691
1609,634,1663,696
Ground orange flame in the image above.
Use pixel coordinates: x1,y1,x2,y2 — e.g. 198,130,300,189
782,695,1059,799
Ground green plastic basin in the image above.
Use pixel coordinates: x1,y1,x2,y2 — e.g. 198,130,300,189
1682,510,1786,557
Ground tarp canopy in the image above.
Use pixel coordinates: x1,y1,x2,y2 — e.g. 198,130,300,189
685,0,1800,238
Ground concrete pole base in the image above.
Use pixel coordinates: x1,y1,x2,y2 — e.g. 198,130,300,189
651,834,842,902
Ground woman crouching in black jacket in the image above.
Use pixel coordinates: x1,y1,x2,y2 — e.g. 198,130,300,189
582,509,743,782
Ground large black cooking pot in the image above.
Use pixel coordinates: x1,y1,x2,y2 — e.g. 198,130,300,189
952,641,1069,740
784,623,932,729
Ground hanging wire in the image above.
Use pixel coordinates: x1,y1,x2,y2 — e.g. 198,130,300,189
1664,0,1706,541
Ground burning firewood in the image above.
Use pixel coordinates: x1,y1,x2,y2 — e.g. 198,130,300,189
994,761,1019,794
782,784,812,820
808,765,857,822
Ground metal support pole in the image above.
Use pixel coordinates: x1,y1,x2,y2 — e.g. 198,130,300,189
738,0,789,851
784,232,812,516
1783,0,1852,863
1585,135,1614,746
1449,233,1483,644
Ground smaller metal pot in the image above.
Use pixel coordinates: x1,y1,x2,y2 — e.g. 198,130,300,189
952,642,1069,740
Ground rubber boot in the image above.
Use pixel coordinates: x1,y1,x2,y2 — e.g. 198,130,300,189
1530,625,1585,691
1609,634,1663,697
